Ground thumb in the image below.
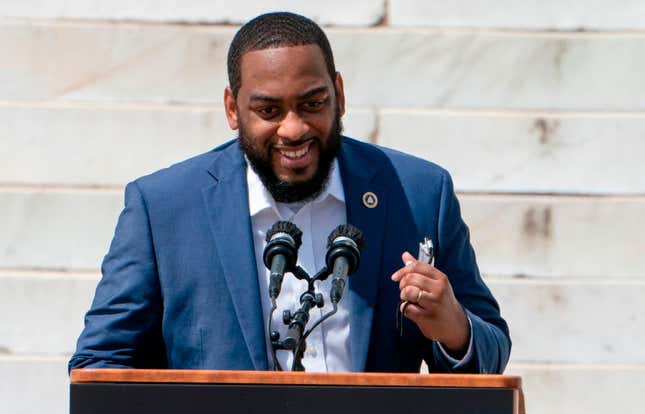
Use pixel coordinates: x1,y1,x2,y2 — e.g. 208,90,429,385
401,251,416,265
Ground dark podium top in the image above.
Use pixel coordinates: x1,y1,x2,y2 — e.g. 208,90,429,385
70,369,525,414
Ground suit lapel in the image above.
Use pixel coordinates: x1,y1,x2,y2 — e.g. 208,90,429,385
339,140,388,372
202,142,268,370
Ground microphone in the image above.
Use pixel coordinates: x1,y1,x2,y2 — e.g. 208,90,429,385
325,224,364,305
263,221,303,301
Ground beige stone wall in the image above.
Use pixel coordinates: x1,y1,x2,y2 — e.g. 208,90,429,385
1,2,643,412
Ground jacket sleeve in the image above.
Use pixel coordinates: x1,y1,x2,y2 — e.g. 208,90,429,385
426,170,511,374
68,181,166,371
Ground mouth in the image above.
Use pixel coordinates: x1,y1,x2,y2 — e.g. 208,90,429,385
279,146,310,160
275,140,313,160
273,140,317,174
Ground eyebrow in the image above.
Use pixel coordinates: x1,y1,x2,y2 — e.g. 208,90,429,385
248,86,329,103
298,86,329,100
249,94,280,103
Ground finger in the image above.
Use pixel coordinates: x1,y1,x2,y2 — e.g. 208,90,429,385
392,261,439,282
400,299,422,315
400,285,423,303
405,260,443,280
399,300,413,317
392,252,446,282
391,251,416,281
410,277,447,305
400,302,432,326
400,286,436,308
399,272,439,292
401,295,441,320
401,251,416,266
415,289,432,308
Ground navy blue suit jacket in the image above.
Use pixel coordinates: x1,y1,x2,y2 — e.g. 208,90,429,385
69,137,510,373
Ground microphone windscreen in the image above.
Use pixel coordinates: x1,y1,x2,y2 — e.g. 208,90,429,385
265,220,303,248
327,224,364,250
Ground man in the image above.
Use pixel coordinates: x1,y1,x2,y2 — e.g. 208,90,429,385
69,12,510,374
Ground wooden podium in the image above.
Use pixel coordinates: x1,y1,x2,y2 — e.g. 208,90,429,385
70,369,524,414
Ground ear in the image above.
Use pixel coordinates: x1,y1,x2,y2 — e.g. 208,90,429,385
224,87,239,130
334,72,346,117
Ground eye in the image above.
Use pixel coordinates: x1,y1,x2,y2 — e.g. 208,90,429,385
256,106,279,118
303,100,325,111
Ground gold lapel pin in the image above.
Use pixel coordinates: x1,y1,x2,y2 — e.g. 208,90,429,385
362,192,378,208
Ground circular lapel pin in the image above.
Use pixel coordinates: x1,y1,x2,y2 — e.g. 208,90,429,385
362,192,378,208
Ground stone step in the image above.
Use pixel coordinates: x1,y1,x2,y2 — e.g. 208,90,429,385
1,190,643,278
2,22,645,109
390,0,645,30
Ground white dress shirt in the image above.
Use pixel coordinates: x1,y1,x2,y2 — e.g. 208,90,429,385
246,159,473,372
248,159,351,372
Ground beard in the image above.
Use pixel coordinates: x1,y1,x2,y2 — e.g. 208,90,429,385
239,110,343,204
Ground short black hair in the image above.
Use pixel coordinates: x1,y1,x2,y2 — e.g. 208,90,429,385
227,12,337,98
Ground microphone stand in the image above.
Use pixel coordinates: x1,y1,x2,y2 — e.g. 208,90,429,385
287,289,322,371
292,304,338,370
267,301,283,371
267,224,363,371
269,266,330,371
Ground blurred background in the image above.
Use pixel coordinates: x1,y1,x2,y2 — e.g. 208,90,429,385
1,1,644,413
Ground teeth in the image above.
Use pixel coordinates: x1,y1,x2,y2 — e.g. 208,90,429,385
280,146,309,159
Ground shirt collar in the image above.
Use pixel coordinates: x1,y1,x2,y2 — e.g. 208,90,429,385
247,158,345,218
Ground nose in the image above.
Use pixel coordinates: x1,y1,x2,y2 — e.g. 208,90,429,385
277,110,310,142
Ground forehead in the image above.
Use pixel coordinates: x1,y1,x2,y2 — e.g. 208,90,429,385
238,44,332,96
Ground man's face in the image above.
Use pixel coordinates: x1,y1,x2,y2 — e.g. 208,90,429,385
224,44,345,202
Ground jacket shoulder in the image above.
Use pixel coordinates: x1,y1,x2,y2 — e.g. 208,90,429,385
342,137,450,189
132,139,238,196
